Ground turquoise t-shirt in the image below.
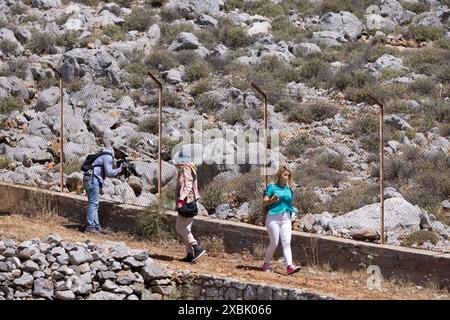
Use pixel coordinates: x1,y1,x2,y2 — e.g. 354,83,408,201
264,183,296,215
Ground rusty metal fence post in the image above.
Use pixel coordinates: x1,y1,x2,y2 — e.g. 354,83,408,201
148,72,163,199
250,83,268,189
368,94,385,244
47,63,64,193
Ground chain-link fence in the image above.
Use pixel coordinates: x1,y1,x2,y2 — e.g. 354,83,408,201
1,55,449,254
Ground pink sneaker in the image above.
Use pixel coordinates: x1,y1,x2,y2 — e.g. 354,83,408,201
262,263,272,272
287,265,301,275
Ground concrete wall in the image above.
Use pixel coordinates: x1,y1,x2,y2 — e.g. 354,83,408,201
1,182,450,289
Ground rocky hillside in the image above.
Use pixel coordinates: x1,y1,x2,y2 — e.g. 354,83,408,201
0,0,449,251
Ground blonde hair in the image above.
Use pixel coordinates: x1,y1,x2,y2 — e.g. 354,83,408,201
275,165,294,187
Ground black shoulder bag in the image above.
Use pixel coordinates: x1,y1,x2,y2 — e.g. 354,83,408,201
177,169,198,218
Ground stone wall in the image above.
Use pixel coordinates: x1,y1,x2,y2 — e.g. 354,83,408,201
174,273,334,300
0,235,332,300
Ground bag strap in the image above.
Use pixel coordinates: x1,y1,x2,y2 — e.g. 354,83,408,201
187,165,197,202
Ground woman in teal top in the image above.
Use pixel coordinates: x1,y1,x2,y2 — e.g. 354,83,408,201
262,165,301,275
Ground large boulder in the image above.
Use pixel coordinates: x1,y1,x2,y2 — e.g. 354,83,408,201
168,32,201,52
365,14,397,32
319,11,364,41
412,9,450,28
328,198,422,240
34,87,61,112
247,21,271,36
384,114,413,131
132,161,177,192
32,0,61,10
164,0,224,19
366,54,407,71
147,24,161,46
312,31,347,47
88,110,121,139
293,42,322,57
379,0,415,25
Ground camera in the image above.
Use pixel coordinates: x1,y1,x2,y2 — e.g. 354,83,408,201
117,158,138,178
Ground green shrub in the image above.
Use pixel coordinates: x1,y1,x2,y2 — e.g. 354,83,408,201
66,79,85,93
274,98,297,113
185,61,212,82
349,116,399,153
0,156,11,170
434,65,450,83
223,106,245,125
195,93,221,112
435,208,450,227
249,0,284,17
316,0,379,18
54,31,79,49
27,31,55,54
0,96,23,115
218,19,252,49
325,181,379,215
10,3,27,15
161,23,195,44
433,38,450,50
331,67,375,91
405,48,450,81
55,12,74,25
0,40,17,55
385,99,411,114
190,78,213,96
439,123,450,137
124,62,148,75
64,161,82,175
283,134,317,159
144,47,177,71
194,28,219,50
160,89,185,108
123,7,156,32
295,162,345,189
408,25,446,42
103,24,126,41
314,152,347,171
400,1,429,14
175,50,201,66
403,230,439,247
225,171,264,203
124,73,145,89
200,180,224,212
138,196,174,241
271,16,305,42
408,78,437,96
287,101,338,124
299,58,333,87
138,116,159,134
5,58,29,80
382,151,450,214
225,0,245,11
292,189,324,215
36,77,58,90
159,7,183,22
21,15,38,23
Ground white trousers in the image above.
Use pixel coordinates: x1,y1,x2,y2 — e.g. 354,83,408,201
264,211,293,266
176,215,198,254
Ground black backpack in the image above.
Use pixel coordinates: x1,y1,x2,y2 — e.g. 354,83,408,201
81,151,112,178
